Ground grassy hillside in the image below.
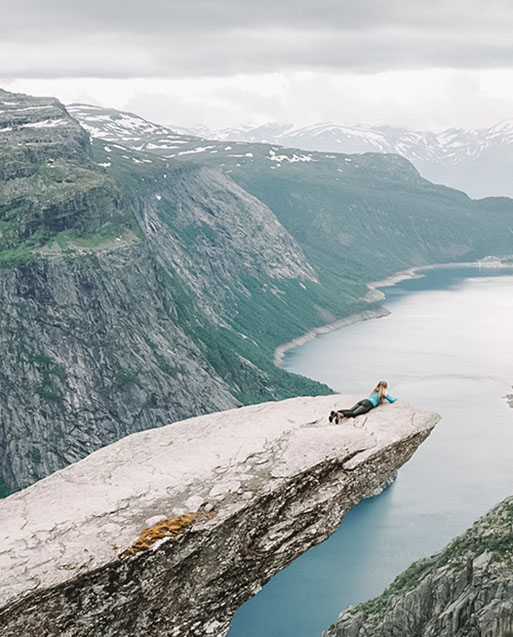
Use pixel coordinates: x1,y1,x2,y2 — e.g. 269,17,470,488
70,104,513,290
186,147,513,285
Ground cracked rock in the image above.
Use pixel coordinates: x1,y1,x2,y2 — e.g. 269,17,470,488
0,394,437,637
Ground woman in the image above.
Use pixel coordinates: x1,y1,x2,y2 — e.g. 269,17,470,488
329,380,397,424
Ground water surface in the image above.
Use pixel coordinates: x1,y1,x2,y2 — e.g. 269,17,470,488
229,266,513,637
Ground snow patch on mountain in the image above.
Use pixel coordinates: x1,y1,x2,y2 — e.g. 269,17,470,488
175,120,513,197
68,103,513,198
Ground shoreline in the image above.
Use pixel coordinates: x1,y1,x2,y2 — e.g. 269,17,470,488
274,255,513,368
273,307,391,367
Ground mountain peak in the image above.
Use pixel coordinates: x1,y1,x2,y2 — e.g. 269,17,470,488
0,88,90,180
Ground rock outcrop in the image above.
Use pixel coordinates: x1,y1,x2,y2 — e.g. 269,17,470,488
0,89,89,181
0,395,437,637
324,496,513,637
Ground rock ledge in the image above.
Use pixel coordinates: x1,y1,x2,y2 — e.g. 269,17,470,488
0,395,438,636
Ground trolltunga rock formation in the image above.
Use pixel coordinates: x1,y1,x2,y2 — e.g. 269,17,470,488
0,395,438,636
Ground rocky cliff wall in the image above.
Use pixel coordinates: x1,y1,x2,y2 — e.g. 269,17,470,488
0,241,237,490
324,497,513,637
0,88,333,493
0,395,438,637
0,154,327,491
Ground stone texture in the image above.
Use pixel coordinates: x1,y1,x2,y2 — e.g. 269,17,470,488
0,243,238,489
0,395,437,636
324,496,513,637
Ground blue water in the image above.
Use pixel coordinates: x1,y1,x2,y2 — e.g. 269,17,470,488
229,266,513,637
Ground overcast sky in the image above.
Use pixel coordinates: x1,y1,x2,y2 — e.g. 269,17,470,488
3,0,513,130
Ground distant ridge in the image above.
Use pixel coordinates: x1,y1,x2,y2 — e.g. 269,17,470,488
173,119,513,199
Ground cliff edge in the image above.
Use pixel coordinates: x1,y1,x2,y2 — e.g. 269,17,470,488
0,395,438,636
324,496,513,637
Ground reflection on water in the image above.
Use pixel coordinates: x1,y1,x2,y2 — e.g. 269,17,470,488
229,267,513,637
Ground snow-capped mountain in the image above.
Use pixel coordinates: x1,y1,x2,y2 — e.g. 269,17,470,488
67,103,348,171
68,104,513,199
67,103,202,149
178,120,513,199
173,122,294,143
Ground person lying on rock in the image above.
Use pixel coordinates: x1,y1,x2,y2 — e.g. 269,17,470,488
329,380,397,424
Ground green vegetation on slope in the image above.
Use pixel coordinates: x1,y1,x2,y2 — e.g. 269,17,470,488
229,152,513,285
0,158,139,266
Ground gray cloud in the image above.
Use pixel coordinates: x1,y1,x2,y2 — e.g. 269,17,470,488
2,0,513,78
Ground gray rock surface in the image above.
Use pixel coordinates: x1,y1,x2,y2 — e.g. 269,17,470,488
0,395,437,637
0,153,321,490
324,496,513,637
0,243,238,489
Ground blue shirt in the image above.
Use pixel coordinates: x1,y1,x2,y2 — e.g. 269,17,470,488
368,391,397,407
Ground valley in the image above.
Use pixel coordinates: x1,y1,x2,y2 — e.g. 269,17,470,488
1,87,513,637
2,88,513,494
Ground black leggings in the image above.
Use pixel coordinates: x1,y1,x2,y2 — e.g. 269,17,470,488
339,399,374,418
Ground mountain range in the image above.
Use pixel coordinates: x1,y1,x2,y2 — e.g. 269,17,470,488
172,119,513,199
1,91,513,495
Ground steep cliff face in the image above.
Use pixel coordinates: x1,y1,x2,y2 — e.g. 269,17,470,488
129,161,318,318
0,157,329,490
70,103,513,286
0,244,237,490
0,395,438,637
0,89,333,493
324,497,513,637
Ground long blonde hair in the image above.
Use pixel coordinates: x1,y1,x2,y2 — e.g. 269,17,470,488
371,380,388,405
